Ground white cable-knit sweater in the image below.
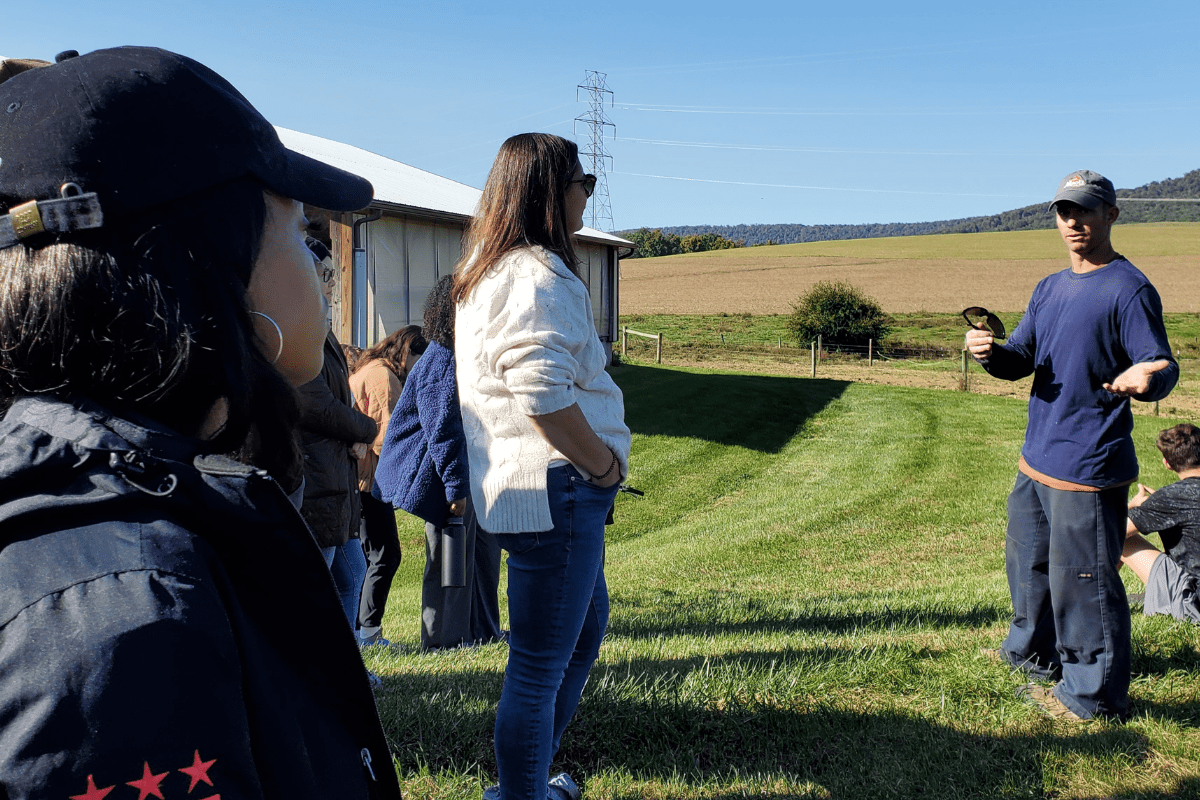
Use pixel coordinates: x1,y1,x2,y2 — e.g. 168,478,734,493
455,246,631,533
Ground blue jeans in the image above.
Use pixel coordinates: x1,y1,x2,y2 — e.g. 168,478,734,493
493,465,617,800
322,538,368,632
1001,473,1130,719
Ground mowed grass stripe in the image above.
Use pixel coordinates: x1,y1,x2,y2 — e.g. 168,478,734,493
369,365,1200,799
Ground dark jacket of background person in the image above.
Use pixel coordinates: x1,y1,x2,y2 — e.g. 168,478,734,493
0,396,402,800
376,341,469,528
297,331,377,546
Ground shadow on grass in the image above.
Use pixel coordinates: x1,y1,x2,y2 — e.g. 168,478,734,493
608,591,1009,639
570,704,1145,800
1133,632,1200,675
373,650,1186,799
1118,778,1200,800
612,364,849,454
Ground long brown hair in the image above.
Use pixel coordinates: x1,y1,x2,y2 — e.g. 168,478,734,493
355,325,427,381
452,133,580,305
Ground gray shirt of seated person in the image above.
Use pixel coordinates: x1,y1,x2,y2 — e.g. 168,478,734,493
1128,476,1200,580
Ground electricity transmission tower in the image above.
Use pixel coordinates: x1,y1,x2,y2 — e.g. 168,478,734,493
574,71,615,231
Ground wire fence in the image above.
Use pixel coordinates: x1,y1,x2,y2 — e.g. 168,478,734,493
621,328,963,366
617,327,1200,417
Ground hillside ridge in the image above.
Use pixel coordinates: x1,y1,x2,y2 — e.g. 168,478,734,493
621,169,1200,246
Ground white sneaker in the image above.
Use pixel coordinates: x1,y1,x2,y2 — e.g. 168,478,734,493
482,774,580,800
359,630,394,648
548,773,580,800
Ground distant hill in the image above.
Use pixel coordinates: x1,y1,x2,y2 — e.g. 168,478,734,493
621,169,1200,246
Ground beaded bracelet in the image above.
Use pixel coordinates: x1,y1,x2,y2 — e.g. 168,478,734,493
594,450,619,482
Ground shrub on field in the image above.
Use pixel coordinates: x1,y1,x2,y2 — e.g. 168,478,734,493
787,281,891,349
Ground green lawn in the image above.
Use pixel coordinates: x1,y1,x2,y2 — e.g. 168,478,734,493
368,364,1200,799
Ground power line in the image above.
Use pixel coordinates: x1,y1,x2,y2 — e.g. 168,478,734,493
613,102,1187,117
574,70,615,232
616,171,1200,203
614,171,1028,198
617,135,1184,158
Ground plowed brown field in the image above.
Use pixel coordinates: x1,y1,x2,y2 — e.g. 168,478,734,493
619,224,1200,314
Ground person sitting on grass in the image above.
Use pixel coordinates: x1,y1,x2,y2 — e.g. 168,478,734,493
1123,423,1200,623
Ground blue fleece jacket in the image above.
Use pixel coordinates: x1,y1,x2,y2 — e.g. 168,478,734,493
981,258,1177,487
375,342,469,527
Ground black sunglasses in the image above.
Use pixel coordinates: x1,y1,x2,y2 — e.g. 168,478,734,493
568,173,597,198
961,306,1007,339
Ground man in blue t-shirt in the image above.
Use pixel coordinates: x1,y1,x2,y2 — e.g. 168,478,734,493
966,170,1177,720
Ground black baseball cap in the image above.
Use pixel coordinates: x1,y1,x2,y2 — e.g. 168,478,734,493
0,46,373,235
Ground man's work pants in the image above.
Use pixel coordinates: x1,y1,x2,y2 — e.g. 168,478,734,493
1000,472,1130,719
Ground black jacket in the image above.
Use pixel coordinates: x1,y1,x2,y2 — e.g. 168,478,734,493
297,332,378,547
0,396,402,800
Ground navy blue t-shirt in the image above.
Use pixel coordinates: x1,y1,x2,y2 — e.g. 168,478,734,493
982,258,1177,487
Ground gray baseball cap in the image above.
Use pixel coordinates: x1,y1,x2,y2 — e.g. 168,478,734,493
1049,170,1117,210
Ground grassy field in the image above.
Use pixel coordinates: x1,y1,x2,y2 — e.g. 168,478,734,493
617,313,1200,418
619,223,1200,316
366,364,1200,799
618,312,1200,354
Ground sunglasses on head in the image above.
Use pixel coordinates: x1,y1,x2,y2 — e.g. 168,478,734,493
961,306,1006,339
567,173,597,198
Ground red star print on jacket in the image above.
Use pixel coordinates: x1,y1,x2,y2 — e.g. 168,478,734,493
69,775,114,800
126,762,168,800
179,750,217,792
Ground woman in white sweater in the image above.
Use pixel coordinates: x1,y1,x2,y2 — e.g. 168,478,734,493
454,133,631,800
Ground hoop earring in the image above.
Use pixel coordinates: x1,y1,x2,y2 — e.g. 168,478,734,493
250,311,284,364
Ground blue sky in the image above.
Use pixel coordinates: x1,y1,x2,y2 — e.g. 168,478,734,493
5,0,1199,229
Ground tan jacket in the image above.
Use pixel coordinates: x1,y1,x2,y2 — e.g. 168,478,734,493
348,359,403,492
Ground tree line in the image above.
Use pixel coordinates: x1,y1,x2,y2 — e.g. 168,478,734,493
621,229,745,258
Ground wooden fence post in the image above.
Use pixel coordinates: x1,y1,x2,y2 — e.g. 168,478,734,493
811,341,817,378
868,339,873,366
961,348,969,392
777,337,781,349
623,327,661,363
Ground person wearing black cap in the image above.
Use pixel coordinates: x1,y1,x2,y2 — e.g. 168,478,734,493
0,47,402,798
966,170,1178,721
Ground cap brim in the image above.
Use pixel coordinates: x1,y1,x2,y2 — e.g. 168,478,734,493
1049,190,1105,212
255,148,373,212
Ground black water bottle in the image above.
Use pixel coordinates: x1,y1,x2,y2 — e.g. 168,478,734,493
441,516,466,588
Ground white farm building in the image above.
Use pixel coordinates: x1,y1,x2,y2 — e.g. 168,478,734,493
277,128,632,357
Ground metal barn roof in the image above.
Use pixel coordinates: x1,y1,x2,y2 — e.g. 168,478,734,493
277,127,631,247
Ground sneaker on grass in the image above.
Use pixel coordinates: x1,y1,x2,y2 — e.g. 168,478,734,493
358,629,394,649
483,773,580,800
1016,683,1083,721
548,773,580,800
